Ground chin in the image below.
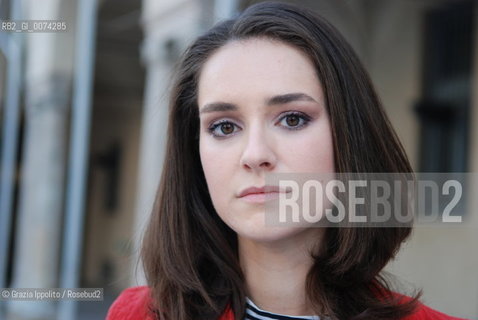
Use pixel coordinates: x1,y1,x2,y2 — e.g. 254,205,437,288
236,224,307,243
220,204,317,244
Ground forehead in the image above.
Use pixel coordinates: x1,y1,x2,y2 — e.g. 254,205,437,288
197,38,323,105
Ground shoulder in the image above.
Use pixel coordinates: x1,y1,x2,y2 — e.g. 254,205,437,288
105,286,235,320
391,292,469,320
106,286,155,320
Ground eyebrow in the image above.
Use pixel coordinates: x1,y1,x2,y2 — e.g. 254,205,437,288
199,92,317,114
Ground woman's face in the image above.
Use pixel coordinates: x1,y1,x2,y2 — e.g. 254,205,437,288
198,38,335,242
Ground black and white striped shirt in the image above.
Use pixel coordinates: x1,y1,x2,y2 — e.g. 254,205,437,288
244,298,321,320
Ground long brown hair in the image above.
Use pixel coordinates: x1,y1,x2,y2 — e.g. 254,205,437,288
141,2,421,319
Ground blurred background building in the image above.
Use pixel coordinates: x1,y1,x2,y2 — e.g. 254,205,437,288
0,0,477,319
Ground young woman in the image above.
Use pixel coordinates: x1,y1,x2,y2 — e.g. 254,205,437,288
107,2,467,319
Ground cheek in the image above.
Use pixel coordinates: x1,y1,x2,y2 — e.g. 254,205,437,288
279,121,335,173
199,140,234,208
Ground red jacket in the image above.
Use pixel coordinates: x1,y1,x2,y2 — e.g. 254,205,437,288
106,286,469,320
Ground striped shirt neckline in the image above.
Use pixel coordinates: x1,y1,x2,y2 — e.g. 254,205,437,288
245,297,320,320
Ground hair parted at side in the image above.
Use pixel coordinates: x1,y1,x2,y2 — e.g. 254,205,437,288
141,2,421,319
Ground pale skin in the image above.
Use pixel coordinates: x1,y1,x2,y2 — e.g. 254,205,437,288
198,38,335,316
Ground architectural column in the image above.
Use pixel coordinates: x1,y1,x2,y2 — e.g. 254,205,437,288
7,0,76,319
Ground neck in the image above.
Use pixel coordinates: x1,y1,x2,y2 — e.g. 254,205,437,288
238,228,323,316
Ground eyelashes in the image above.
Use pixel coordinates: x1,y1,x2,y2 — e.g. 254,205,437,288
278,111,312,130
207,119,239,138
206,111,312,138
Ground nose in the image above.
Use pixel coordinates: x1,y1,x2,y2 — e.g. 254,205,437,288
239,124,277,172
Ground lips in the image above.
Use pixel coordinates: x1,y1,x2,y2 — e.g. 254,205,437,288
238,185,289,203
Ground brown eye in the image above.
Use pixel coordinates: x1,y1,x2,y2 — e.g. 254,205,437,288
221,123,234,134
278,112,311,130
208,120,239,138
285,115,300,127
